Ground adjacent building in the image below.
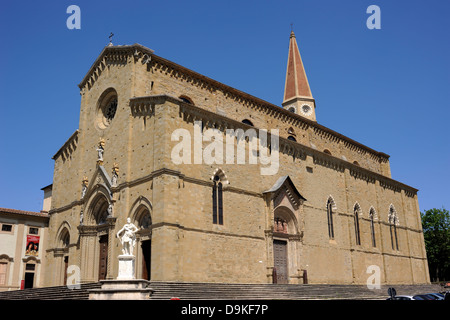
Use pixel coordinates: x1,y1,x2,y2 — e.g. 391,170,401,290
0,207,49,291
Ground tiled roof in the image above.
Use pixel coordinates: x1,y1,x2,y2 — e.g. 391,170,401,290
0,207,49,218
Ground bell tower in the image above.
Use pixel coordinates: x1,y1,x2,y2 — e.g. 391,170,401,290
282,31,316,121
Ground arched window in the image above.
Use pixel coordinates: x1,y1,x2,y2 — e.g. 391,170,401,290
241,119,254,127
353,161,360,166
287,135,297,142
323,149,332,155
60,229,70,249
327,198,335,239
179,95,194,105
369,208,376,247
212,175,223,225
389,205,399,250
354,203,361,245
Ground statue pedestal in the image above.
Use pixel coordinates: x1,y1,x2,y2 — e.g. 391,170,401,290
117,255,135,280
89,255,154,300
89,279,153,300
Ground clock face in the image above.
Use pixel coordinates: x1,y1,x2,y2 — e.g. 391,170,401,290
301,104,312,116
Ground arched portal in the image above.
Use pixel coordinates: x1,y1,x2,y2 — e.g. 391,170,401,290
79,188,116,282
130,197,153,280
272,206,301,284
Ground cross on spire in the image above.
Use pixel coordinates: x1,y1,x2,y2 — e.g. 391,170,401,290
108,32,114,46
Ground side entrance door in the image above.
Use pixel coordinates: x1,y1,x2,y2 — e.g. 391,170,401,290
141,240,151,280
273,240,288,284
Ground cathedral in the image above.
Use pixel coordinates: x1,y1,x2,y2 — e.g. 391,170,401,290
41,31,430,286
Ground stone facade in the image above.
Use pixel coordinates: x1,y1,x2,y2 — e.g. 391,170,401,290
42,37,429,287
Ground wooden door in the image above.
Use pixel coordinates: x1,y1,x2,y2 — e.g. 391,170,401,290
141,240,151,280
98,235,108,280
273,240,288,284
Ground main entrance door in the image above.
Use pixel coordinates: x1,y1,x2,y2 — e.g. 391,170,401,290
98,235,108,280
273,240,288,284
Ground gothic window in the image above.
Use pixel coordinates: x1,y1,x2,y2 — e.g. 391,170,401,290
354,204,361,245
212,175,223,225
389,206,399,250
369,208,376,247
327,198,335,239
61,230,70,248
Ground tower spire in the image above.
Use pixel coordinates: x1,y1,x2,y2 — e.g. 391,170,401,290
282,30,316,121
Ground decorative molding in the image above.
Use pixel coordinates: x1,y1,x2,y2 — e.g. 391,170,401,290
52,130,79,161
353,202,363,217
326,195,337,211
369,206,378,220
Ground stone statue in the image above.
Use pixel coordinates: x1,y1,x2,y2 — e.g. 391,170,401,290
97,145,104,161
107,203,113,217
111,163,119,187
80,209,84,225
81,176,88,198
116,218,139,256
97,138,105,165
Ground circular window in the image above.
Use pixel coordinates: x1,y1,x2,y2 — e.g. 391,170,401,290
104,98,117,121
96,90,118,129
301,104,312,116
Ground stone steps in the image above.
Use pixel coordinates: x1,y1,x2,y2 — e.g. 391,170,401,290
0,282,101,300
146,282,444,300
0,281,443,300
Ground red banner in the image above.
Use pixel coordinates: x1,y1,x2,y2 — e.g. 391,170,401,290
25,235,40,256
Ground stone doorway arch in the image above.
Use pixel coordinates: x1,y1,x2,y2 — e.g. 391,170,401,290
78,188,116,282
130,197,153,280
263,176,306,284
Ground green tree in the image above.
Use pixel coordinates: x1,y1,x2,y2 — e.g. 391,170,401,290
421,207,450,282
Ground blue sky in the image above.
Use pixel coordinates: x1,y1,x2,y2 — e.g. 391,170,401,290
0,0,448,213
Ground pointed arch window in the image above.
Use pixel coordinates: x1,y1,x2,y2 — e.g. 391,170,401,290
326,198,335,239
389,206,399,251
212,175,223,225
369,208,376,247
354,204,361,246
